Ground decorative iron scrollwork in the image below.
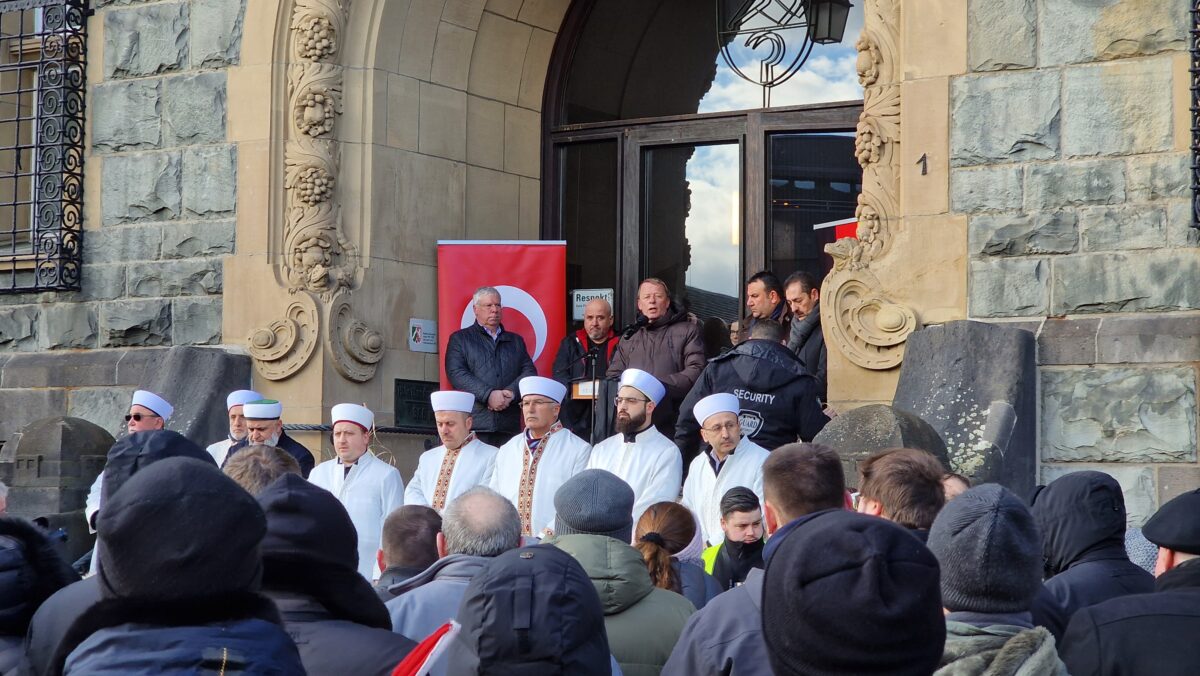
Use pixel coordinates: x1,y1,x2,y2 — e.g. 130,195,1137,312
0,0,87,294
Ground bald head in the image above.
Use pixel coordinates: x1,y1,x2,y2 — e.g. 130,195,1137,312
442,486,522,557
583,298,614,343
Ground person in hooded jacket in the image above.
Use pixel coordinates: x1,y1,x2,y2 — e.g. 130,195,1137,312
1058,488,1200,675
1030,471,1154,621
0,517,79,674
633,502,721,610
927,484,1067,675
546,471,695,676
447,544,616,675
47,458,304,676
256,472,416,676
26,430,219,676
674,321,826,466
606,278,706,439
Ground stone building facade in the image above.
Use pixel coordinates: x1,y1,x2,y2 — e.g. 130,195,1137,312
0,0,1197,513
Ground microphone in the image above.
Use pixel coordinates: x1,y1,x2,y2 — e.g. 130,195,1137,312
620,314,648,339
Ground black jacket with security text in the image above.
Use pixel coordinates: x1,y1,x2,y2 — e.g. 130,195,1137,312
674,339,827,462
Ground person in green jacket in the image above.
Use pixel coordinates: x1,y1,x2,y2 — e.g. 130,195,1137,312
702,487,765,591
547,469,696,676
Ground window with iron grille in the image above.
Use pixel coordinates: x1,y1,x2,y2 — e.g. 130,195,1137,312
0,0,86,294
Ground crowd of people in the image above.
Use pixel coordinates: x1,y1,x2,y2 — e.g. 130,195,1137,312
0,277,1197,674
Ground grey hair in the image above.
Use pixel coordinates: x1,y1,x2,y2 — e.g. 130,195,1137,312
472,286,501,306
442,485,521,557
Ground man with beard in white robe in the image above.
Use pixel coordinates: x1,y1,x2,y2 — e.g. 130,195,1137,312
205,389,262,466
309,403,406,580
587,368,683,525
681,393,769,546
488,376,592,538
405,390,499,512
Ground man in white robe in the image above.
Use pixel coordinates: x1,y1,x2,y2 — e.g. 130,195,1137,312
488,376,591,538
205,389,261,466
681,393,769,546
587,368,682,525
309,403,406,580
405,390,499,512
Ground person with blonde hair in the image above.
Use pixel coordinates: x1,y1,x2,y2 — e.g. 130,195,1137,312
634,502,721,610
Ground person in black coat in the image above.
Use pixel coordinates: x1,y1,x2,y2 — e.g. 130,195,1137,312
256,473,416,675
225,399,315,478
0,517,79,674
1030,471,1154,622
551,298,619,444
783,272,827,402
1059,488,1200,675
445,286,537,447
674,320,826,466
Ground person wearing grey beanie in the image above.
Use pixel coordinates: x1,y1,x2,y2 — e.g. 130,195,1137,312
547,470,695,675
926,484,1067,675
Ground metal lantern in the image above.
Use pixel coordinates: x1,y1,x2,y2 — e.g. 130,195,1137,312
807,0,853,45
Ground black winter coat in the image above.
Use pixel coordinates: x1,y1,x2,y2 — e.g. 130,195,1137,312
552,329,619,443
227,430,315,478
1059,557,1200,676
674,339,827,462
25,578,101,676
1031,471,1153,621
271,591,416,676
445,323,537,434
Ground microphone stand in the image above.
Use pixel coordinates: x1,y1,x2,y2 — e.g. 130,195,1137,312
583,348,600,445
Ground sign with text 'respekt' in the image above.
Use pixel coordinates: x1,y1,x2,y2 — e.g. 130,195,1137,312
407,318,438,353
571,288,614,321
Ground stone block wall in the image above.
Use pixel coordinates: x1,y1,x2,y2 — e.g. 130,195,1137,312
0,0,246,439
956,0,1197,522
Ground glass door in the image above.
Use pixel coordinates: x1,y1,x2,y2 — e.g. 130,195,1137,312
641,142,742,357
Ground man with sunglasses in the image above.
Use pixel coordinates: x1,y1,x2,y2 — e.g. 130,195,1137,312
681,393,769,546
586,368,683,524
487,376,591,538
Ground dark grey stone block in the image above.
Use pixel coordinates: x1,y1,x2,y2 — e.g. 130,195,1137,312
114,347,171,385
1038,317,1099,365
144,346,252,447
0,416,112,562
0,351,123,389
894,320,1038,499
0,388,68,444
1097,315,1200,364
812,404,950,490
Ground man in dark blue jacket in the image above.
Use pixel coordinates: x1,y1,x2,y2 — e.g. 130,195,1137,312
446,286,537,447
675,320,827,465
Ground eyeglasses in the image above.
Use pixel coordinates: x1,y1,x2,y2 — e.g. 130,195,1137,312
519,399,557,409
124,413,160,423
614,396,649,406
701,421,740,434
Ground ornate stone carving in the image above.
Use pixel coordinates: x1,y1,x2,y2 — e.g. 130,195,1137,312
255,0,380,382
822,0,919,371
290,0,346,62
249,293,320,380
326,298,384,382
290,63,343,138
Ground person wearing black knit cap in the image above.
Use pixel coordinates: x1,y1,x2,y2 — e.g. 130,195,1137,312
47,457,304,675
761,509,945,676
256,473,416,674
1059,488,1200,675
926,484,1067,674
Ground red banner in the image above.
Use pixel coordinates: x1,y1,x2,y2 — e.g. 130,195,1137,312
437,241,567,387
